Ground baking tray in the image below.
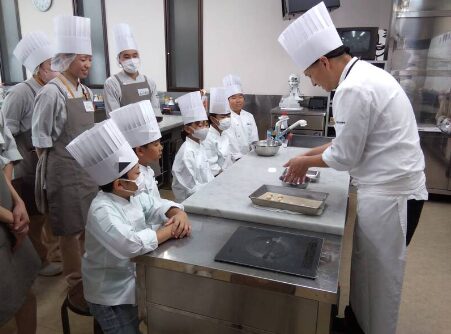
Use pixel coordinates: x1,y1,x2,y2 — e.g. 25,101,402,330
249,185,328,215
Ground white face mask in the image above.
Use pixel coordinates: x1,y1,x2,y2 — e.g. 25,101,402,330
121,58,140,74
119,173,145,196
191,127,209,141
218,118,231,131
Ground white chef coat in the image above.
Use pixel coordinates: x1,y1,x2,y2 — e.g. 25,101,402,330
322,58,427,334
225,110,258,161
202,127,233,176
138,163,183,226
0,112,22,169
82,190,164,306
2,77,42,135
32,76,93,148
103,70,160,116
171,137,214,202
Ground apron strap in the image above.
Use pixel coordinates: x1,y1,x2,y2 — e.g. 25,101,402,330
23,81,37,97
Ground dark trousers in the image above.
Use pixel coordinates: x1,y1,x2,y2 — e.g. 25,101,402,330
406,199,424,246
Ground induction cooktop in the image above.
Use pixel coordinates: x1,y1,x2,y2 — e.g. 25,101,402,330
214,226,323,279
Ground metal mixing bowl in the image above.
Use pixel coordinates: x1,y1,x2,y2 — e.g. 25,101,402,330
251,140,282,157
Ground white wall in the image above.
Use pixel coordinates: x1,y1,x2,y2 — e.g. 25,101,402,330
17,0,72,38
203,0,392,96
104,0,166,90
15,0,392,96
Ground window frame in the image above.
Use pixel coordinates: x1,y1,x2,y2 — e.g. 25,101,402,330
72,0,110,89
0,0,26,85
164,0,204,92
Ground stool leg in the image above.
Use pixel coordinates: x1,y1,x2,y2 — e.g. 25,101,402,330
93,318,103,334
61,298,70,334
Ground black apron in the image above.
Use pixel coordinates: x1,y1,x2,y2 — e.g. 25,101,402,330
45,82,98,236
0,172,40,326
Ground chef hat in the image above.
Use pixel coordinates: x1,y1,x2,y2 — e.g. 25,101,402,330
209,87,229,115
13,32,54,72
225,84,243,99
176,91,208,125
66,120,138,186
113,23,138,56
54,16,92,55
110,100,162,148
278,1,342,71
222,74,242,87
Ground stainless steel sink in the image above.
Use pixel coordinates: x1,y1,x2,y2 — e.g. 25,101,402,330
288,135,333,148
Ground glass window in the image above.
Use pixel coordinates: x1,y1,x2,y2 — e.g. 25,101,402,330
165,0,203,91
0,0,25,84
73,0,110,88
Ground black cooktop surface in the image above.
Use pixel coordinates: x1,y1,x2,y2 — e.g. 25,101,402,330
215,226,323,279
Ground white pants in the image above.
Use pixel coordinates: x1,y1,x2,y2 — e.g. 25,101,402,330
350,191,407,334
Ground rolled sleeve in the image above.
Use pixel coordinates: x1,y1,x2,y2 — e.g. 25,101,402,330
0,116,22,166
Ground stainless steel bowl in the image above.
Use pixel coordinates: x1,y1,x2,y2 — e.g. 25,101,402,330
251,140,281,157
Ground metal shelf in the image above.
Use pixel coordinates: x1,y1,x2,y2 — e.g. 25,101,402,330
395,10,451,18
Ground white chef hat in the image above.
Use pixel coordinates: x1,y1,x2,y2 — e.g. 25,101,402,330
209,87,229,115
110,100,162,148
176,91,208,125
278,1,343,71
113,23,138,56
66,120,138,186
225,84,243,99
222,74,242,87
54,16,92,55
13,32,54,72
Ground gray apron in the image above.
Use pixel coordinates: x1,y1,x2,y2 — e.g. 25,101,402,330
115,74,161,175
115,74,153,106
0,172,41,326
13,82,40,215
45,82,98,236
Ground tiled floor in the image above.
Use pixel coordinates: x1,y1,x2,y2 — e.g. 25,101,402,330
1,197,450,334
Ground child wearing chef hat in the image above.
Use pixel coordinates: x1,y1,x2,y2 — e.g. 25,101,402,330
171,91,214,202
110,100,189,233
66,119,191,333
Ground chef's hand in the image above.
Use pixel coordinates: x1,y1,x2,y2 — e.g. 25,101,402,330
165,211,191,239
12,200,30,234
283,156,309,184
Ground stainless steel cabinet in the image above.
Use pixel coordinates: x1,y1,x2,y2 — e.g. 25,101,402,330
387,0,451,195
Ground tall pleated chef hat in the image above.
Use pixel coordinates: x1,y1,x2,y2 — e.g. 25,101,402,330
223,74,243,98
176,91,208,125
54,15,92,55
113,23,138,56
13,32,54,72
209,87,229,115
278,1,342,71
66,119,138,186
110,100,162,148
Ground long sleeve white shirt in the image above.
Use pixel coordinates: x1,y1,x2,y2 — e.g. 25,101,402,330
202,127,233,176
82,191,162,306
322,58,426,195
225,110,258,161
138,163,183,226
171,137,214,202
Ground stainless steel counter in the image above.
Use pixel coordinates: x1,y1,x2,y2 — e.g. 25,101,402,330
134,214,343,334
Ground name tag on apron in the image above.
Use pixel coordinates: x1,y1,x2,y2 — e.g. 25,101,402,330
137,88,150,97
83,101,95,112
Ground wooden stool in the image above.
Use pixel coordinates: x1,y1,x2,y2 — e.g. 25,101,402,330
61,281,103,334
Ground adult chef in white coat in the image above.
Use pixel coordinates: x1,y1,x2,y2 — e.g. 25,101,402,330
278,2,427,334
103,23,163,120
3,32,62,276
222,75,258,161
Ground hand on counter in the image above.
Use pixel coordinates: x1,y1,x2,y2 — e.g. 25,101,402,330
165,210,191,239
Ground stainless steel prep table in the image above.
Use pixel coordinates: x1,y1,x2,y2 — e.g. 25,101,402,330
134,146,350,334
134,214,342,334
